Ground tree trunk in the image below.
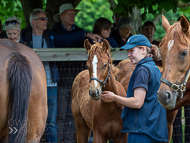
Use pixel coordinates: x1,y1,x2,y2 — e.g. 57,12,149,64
20,0,43,27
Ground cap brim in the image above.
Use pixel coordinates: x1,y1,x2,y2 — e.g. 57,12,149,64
53,9,81,22
119,44,137,51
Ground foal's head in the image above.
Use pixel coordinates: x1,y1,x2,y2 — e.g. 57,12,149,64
84,39,111,100
157,15,190,109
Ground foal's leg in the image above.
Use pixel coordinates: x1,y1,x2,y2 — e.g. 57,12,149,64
93,130,107,143
113,133,128,143
74,116,90,143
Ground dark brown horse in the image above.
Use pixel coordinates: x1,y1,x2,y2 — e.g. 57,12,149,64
156,15,190,142
71,39,128,143
0,39,47,143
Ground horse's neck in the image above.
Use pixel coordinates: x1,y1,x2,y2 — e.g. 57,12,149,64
104,71,119,95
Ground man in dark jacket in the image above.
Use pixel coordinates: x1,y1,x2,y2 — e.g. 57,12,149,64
22,8,59,143
52,3,102,48
142,21,160,46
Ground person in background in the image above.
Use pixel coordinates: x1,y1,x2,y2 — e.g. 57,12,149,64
22,8,59,143
110,17,133,47
0,19,7,38
52,3,102,48
92,17,118,48
101,35,168,143
142,21,160,46
142,21,162,67
4,16,24,44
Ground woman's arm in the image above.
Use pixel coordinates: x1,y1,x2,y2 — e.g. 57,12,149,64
101,87,146,109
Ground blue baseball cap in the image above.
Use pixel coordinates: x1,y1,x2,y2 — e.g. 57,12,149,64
120,34,151,50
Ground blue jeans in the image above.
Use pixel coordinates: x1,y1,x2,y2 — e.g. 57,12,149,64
127,133,159,143
45,87,57,142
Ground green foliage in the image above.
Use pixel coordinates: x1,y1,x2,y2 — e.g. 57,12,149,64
1,0,190,42
145,7,190,41
0,0,26,30
115,0,180,20
75,0,113,32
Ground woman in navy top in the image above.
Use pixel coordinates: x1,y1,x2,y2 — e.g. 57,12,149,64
101,34,168,143
92,17,118,48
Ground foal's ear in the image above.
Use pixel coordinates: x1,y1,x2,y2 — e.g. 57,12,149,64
84,39,91,51
102,39,110,51
162,15,170,32
180,15,189,33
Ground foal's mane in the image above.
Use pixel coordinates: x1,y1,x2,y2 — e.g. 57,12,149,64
87,41,119,76
88,41,110,55
160,21,190,54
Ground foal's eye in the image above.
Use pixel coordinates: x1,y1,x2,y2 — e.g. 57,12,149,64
104,63,107,68
180,50,188,58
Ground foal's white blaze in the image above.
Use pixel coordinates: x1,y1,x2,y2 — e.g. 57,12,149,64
92,55,98,88
168,40,174,51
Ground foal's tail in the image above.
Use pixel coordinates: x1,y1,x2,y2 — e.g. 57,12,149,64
7,52,32,143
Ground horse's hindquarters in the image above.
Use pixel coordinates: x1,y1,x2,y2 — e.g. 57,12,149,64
26,60,47,142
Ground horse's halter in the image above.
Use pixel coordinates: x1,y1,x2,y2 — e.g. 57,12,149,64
160,67,190,99
89,52,111,88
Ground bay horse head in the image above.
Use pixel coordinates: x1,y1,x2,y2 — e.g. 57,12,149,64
84,39,111,100
157,15,190,109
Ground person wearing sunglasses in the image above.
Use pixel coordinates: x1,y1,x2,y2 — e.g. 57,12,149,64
92,17,118,48
21,8,59,143
5,16,25,43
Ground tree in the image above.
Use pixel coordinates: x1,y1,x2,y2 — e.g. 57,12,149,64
1,0,190,40
114,0,190,20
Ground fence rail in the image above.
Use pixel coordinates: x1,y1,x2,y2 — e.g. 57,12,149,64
32,48,129,61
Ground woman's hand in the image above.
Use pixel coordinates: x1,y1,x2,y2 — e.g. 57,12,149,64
101,91,116,102
87,33,102,42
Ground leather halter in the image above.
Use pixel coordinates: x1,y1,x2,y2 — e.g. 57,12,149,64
89,52,111,88
160,68,190,99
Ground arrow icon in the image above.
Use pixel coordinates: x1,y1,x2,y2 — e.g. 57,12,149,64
9,127,18,134
13,127,18,134
9,127,13,134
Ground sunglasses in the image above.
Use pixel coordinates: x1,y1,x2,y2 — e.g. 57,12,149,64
34,17,48,21
5,20,20,26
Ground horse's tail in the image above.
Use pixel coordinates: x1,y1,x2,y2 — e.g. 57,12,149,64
7,52,32,143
